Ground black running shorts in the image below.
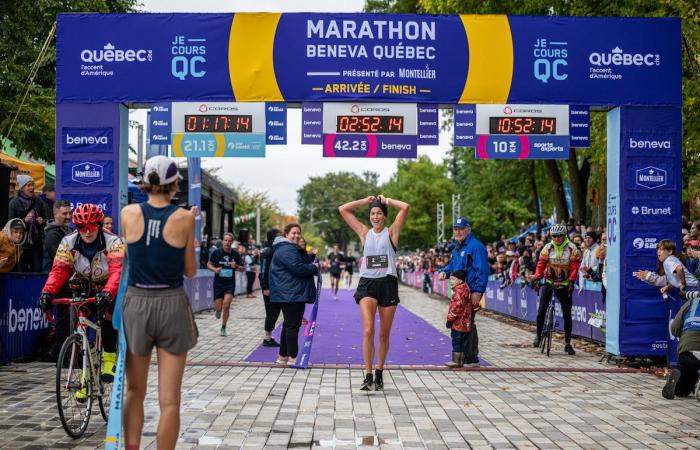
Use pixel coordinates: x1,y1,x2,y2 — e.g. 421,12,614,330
329,270,342,279
214,284,234,300
354,275,400,307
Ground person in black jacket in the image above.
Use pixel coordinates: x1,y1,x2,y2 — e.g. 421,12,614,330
40,200,73,361
8,175,48,272
269,223,319,365
259,228,282,347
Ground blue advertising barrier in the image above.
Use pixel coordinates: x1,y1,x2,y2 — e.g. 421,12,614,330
0,273,49,364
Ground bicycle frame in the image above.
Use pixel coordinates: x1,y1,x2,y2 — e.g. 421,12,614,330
52,297,106,398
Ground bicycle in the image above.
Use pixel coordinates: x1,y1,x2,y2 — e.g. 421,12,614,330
49,295,113,438
539,289,560,357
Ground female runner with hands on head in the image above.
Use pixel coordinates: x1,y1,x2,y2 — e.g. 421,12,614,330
339,195,409,391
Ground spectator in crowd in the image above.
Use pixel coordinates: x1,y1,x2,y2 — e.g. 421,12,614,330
0,218,26,272
259,229,282,347
633,239,699,296
662,290,700,399
8,174,47,272
445,270,479,368
43,200,72,272
39,200,73,361
270,223,319,366
439,217,489,367
571,234,584,250
103,215,113,233
241,244,257,298
579,231,603,294
38,183,56,221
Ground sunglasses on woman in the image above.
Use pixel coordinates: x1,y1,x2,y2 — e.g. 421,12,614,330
77,222,100,233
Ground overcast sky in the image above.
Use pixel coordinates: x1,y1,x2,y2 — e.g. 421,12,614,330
130,0,452,214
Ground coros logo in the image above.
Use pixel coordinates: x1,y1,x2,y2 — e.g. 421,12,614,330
636,166,667,189
589,47,660,67
198,104,239,112
81,43,152,63
633,237,658,250
71,162,104,185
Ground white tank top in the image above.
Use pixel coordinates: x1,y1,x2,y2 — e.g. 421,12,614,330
359,228,397,279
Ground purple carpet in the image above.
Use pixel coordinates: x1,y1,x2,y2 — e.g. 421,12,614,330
245,288,490,367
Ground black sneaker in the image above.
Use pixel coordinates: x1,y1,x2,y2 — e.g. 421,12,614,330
565,344,576,355
533,337,541,348
262,338,280,347
662,368,681,400
374,369,384,391
360,373,374,391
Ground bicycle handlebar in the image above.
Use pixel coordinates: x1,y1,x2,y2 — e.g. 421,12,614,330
52,297,97,305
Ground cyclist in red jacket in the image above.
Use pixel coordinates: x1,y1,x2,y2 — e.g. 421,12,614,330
38,204,124,398
531,224,581,355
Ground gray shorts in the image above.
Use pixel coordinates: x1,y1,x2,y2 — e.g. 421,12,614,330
123,286,199,356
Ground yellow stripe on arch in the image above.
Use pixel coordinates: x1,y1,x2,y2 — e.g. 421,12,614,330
172,133,184,157
229,13,283,101
459,15,514,104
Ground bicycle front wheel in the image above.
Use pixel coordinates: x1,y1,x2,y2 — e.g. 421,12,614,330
56,334,93,438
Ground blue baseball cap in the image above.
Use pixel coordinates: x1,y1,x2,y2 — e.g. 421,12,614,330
453,217,471,229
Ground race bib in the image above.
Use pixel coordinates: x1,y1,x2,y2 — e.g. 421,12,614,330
366,255,388,269
220,268,233,278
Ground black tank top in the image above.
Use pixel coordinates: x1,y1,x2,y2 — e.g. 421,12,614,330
127,203,184,288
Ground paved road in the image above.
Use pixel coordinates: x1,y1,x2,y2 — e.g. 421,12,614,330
1,277,698,449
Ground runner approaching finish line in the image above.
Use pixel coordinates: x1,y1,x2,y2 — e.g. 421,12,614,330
345,252,356,287
207,232,243,336
120,155,198,450
327,243,344,299
339,195,409,391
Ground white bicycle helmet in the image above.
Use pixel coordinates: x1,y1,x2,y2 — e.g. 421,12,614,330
550,224,567,237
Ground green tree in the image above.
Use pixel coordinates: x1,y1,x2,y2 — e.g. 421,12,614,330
0,0,137,162
297,171,380,249
231,185,284,244
381,156,456,249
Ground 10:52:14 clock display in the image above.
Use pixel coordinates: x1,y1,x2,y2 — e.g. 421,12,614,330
489,117,557,135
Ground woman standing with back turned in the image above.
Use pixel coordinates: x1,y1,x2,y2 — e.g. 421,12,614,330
120,155,199,450
339,195,409,391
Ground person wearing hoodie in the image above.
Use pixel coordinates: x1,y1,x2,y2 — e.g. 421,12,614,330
259,228,282,347
43,200,72,272
39,200,73,361
8,174,48,272
269,223,319,366
0,218,26,272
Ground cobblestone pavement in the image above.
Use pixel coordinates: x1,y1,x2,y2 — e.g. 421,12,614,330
1,277,698,449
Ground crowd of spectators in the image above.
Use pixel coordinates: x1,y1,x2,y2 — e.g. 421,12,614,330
397,217,700,296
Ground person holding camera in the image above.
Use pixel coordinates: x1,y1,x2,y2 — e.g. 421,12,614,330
578,231,603,295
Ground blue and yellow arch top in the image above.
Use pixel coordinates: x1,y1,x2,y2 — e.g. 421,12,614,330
56,13,680,106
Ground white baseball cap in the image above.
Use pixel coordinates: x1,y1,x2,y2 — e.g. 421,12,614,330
142,155,182,185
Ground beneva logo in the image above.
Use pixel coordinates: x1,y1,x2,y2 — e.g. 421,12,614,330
63,127,113,151
629,138,671,149
71,162,104,185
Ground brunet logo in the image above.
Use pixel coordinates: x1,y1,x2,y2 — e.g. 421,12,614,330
80,43,152,63
589,47,660,67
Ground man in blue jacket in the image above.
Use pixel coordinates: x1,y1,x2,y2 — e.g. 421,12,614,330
439,217,489,366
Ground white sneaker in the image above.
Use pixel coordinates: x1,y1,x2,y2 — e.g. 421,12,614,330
275,357,288,364
220,327,227,337
287,358,297,366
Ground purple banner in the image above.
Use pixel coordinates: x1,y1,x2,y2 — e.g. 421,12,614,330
184,275,214,313
417,104,439,145
302,102,323,144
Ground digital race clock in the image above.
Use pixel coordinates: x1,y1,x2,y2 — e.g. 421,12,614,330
184,114,253,133
336,115,404,134
475,104,570,160
489,117,556,135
